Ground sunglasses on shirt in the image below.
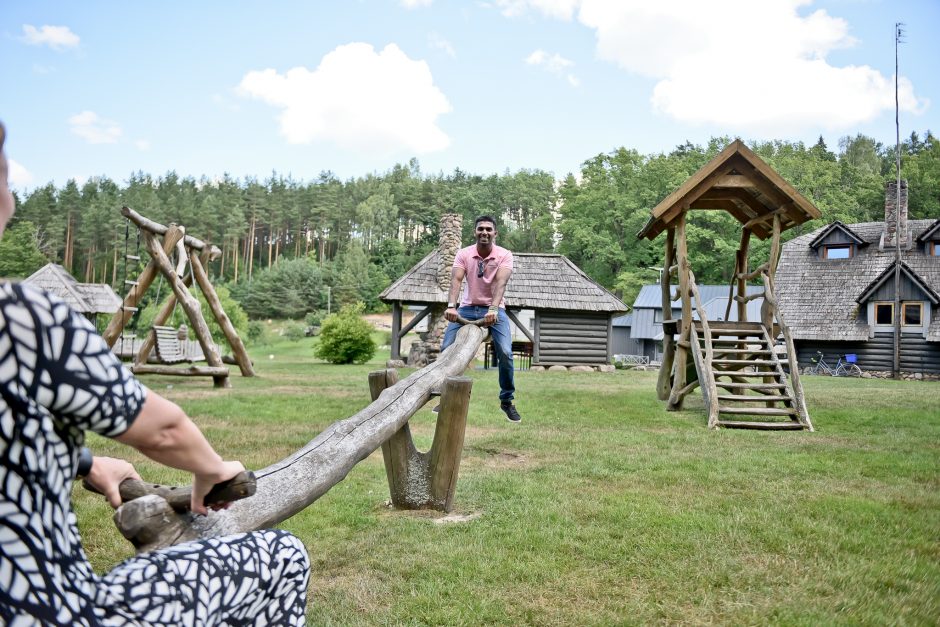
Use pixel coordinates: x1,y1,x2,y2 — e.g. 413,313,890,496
477,260,486,277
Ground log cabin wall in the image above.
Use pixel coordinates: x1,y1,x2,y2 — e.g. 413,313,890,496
795,333,940,374
534,311,612,366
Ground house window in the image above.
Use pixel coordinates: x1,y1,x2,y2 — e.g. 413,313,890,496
930,241,939,256
874,302,893,325
654,309,664,323
902,302,923,327
823,244,853,259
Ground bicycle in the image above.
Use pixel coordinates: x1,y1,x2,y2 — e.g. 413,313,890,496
833,353,863,377
808,351,835,375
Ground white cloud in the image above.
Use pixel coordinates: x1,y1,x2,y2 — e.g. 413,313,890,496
21,24,80,50
501,0,927,131
429,32,456,58
135,140,151,151
68,111,122,144
238,42,452,154
525,49,579,86
8,159,34,188
401,0,433,7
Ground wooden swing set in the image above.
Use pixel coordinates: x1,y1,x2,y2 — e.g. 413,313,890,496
101,206,255,388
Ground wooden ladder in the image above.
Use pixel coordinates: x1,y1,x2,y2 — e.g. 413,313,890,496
690,320,810,430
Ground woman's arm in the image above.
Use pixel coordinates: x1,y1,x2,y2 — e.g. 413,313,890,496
115,391,244,514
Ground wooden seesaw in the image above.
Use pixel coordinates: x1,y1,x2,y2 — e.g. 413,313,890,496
87,318,490,552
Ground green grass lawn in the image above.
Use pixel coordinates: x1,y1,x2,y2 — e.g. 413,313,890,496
76,335,940,626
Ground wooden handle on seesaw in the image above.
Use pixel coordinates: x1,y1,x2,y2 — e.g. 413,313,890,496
83,470,257,511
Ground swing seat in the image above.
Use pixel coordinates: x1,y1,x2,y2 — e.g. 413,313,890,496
152,326,191,364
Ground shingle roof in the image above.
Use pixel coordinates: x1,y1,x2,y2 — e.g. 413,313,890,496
637,139,821,241
776,219,940,342
808,221,867,248
23,263,122,314
380,252,628,313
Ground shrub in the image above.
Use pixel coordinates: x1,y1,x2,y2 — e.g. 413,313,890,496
282,322,306,342
246,321,268,345
314,303,376,364
304,310,326,327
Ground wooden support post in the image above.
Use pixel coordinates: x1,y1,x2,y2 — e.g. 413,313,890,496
189,249,255,377
390,303,403,360
134,233,193,367
667,217,690,411
427,376,472,511
657,228,677,401
103,227,184,347
369,369,472,511
737,228,751,324
142,231,230,389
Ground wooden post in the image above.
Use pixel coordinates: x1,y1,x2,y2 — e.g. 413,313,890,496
142,231,230,389
102,227,184,347
390,303,402,361
737,228,751,323
427,376,472,511
657,228,676,400
134,232,192,367
368,369,418,507
189,249,256,377
668,215,691,410
369,369,472,511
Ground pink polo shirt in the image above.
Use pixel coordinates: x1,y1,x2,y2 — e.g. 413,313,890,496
453,244,513,308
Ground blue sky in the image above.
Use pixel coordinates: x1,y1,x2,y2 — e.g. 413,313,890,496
3,0,939,191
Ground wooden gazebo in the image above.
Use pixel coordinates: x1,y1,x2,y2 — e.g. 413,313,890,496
23,263,121,327
637,140,821,430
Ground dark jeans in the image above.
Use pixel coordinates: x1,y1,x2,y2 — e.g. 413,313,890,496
441,305,515,403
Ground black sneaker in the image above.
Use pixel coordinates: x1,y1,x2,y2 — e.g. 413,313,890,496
501,402,521,423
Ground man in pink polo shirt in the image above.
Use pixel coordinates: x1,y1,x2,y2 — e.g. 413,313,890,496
442,215,521,422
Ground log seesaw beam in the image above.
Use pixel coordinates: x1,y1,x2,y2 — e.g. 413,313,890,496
103,320,488,553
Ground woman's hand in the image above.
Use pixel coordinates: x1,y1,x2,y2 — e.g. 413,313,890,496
85,456,141,508
191,460,246,515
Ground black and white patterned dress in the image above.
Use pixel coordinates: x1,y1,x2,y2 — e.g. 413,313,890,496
0,283,309,626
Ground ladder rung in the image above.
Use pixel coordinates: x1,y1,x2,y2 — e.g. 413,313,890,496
124,280,139,286
708,348,771,355
709,339,768,345
714,371,782,378
716,394,792,403
122,306,139,312
714,359,777,366
715,382,786,390
718,406,797,416
125,254,141,261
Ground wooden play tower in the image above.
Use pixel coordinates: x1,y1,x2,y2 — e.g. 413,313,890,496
637,140,820,430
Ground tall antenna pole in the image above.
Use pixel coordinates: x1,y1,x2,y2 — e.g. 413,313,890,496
892,22,904,379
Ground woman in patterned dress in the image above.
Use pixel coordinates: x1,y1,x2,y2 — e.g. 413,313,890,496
0,123,310,626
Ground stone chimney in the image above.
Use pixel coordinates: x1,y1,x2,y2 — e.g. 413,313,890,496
437,213,462,291
881,180,910,250
408,213,462,367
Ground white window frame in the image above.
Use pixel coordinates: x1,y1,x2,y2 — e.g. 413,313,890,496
823,244,853,259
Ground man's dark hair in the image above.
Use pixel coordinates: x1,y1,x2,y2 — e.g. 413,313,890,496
474,215,497,229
